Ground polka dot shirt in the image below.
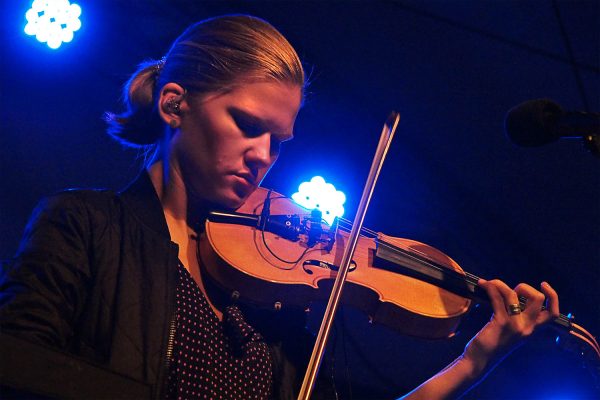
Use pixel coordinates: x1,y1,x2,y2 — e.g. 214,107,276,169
166,262,273,399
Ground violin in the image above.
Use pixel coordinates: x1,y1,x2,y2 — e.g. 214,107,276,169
201,111,598,399
199,186,600,356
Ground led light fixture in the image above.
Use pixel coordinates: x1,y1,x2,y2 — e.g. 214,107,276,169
292,176,346,225
24,0,82,49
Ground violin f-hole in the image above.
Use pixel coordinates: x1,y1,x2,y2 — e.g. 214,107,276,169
302,259,357,274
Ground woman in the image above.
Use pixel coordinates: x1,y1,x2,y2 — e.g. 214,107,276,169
0,14,559,399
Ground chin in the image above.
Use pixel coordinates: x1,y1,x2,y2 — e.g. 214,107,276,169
208,178,253,209
215,191,250,211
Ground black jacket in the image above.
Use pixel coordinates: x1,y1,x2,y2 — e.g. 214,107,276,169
1,173,179,398
0,173,332,400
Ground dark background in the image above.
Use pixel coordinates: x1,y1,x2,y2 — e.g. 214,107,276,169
1,1,599,398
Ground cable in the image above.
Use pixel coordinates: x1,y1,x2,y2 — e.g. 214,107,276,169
551,0,591,111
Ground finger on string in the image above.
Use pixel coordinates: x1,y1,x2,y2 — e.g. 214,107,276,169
540,281,560,320
490,279,519,302
479,279,518,318
514,283,545,320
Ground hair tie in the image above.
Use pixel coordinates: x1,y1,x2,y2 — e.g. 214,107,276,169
154,56,166,75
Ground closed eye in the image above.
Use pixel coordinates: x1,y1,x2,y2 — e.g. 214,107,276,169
229,107,294,155
231,110,266,138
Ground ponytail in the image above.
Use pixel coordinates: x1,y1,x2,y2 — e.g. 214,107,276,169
104,59,165,147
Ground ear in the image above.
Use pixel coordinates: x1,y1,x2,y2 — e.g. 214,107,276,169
157,82,187,129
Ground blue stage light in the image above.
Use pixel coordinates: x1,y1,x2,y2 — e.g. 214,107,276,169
292,176,346,225
24,0,82,49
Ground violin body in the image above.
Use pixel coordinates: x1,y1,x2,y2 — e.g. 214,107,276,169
201,187,471,339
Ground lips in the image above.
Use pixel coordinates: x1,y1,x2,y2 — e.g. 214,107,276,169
233,172,257,190
237,171,255,183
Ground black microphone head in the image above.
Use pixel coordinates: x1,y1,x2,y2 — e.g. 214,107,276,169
504,99,565,147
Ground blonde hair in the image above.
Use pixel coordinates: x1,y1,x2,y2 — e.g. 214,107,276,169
105,14,305,147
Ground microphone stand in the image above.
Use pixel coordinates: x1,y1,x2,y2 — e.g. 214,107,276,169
297,112,400,400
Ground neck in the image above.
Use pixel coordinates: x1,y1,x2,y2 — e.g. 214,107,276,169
148,160,209,229
148,160,224,321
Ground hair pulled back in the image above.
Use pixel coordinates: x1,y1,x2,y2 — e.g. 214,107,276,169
106,15,305,147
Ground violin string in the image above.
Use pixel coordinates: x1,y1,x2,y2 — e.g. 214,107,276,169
302,217,574,311
327,216,483,288
284,212,483,294
253,199,598,357
265,223,593,352
336,217,584,316
336,217,378,237
276,206,589,341
371,237,580,332
562,318,600,357
362,237,578,325
335,217,472,282
379,239,481,287
368,236,583,334
569,330,600,358
336,218,582,320
282,205,482,290
572,322,600,353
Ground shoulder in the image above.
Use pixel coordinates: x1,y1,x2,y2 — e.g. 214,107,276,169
42,187,117,206
33,188,120,221
23,189,125,242
22,174,169,246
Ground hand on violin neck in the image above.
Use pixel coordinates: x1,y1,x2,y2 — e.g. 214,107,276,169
462,279,560,375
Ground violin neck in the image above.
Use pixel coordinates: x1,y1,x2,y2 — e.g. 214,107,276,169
373,241,573,331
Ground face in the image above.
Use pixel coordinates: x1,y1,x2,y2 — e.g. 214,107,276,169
169,80,302,210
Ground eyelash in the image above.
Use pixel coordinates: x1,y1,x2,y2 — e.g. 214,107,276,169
237,120,263,137
234,117,283,154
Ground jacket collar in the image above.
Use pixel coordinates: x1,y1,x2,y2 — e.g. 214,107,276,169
118,171,172,240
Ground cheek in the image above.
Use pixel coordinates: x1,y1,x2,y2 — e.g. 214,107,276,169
176,121,225,167
197,124,240,162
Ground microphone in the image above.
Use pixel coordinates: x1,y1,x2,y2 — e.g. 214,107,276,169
504,99,600,156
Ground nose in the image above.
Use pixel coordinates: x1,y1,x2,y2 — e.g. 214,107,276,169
245,133,275,171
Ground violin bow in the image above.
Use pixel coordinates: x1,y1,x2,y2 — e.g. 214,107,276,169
298,112,401,400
